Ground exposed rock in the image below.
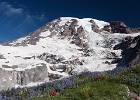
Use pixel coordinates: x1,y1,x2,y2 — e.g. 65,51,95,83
50,65,57,71
111,58,121,64
48,73,63,81
103,25,112,32
105,52,119,59
0,63,48,91
114,35,140,67
23,57,33,59
2,65,11,68
104,61,111,65
90,20,100,33
0,54,5,59
11,65,18,69
103,21,140,34
70,65,88,75
38,53,65,64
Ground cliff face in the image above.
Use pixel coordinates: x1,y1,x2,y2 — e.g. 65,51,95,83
114,35,140,67
0,63,48,90
0,17,140,91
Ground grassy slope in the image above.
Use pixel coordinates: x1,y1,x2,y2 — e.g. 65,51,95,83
29,65,140,100
30,80,131,100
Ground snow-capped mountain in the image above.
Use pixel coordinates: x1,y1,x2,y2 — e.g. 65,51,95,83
0,17,140,90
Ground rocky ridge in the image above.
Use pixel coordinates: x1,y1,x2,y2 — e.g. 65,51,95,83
103,21,140,34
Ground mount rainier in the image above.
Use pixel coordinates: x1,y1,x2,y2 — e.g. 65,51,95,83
0,17,140,90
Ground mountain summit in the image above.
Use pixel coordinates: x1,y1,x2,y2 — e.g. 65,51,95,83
0,17,140,90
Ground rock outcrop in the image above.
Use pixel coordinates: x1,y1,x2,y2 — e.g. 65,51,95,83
103,21,140,34
114,35,140,67
0,63,48,91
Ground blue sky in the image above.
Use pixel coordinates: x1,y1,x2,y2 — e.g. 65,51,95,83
0,0,140,42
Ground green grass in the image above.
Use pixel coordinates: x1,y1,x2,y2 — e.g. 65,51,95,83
29,77,132,100
28,65,140,100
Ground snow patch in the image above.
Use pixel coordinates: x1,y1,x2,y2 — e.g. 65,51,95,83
40,31,51,37
93,19,109,29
